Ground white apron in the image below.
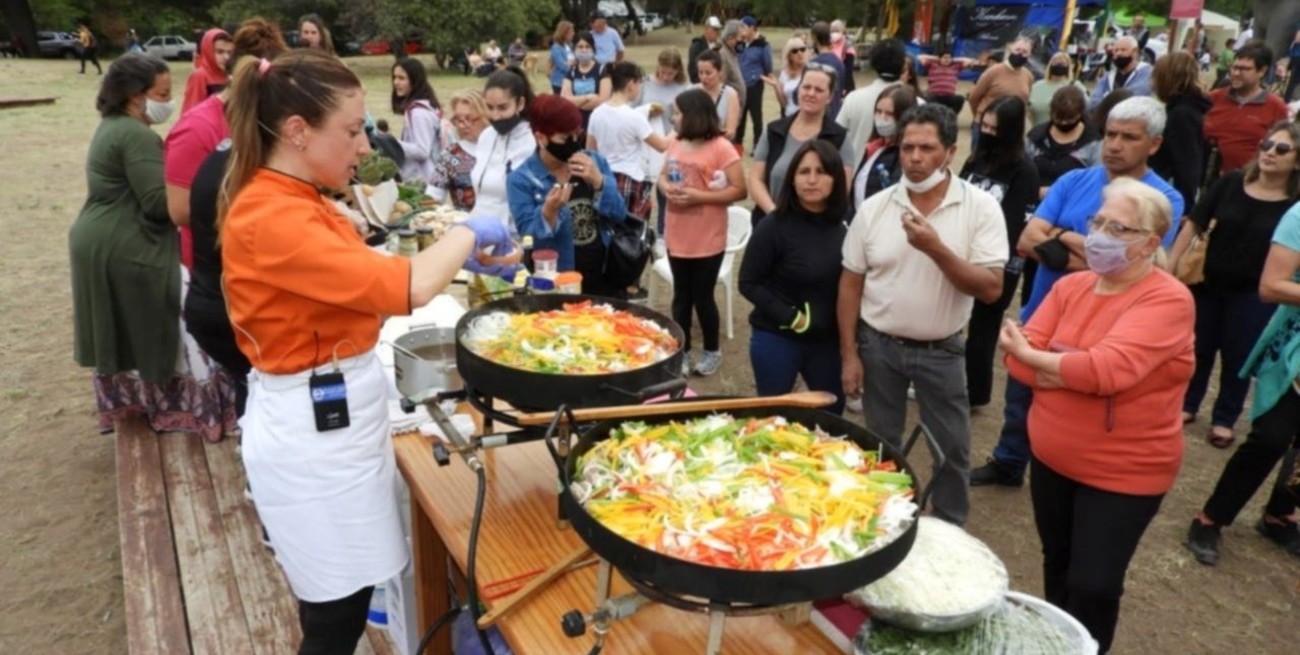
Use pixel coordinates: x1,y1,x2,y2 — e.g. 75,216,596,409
241,350,408,602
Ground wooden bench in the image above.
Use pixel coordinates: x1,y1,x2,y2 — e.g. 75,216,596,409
0,96,57,110
115,416,397,655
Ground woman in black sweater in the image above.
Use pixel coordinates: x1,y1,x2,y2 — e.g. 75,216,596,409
1149,51,1210,211
959,95,1040,409
739,140,848,414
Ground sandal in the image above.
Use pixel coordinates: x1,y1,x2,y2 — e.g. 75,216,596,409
1208,426,1235,449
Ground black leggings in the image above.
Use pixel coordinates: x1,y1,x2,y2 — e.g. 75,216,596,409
1202,387,1300,526
298,586,373,655
79,46,101,73
965,269,1019,407
1030,458,1163,654
669,253,724,352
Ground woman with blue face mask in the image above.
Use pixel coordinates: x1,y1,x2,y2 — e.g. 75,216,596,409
998,178,1194,655
561,31,611,129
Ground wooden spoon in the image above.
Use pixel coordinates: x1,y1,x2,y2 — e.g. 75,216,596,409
511,390,837,426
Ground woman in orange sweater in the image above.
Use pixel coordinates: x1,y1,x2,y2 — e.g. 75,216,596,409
999,177,1194,654
219,51,513,654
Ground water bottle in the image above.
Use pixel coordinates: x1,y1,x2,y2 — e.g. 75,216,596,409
367,584,388,627
667,157,683,185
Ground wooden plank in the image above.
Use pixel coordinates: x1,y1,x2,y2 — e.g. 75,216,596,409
115,417,192,655
0,95,57,109
411,491,453,655
203,438,302,654
160,434,257,655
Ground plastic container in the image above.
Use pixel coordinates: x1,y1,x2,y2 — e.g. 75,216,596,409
532,248,559,279
554,271,583,294
528,277,555,294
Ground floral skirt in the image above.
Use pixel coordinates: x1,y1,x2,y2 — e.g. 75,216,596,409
93,266,240,442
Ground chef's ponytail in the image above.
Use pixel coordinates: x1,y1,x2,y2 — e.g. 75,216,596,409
218,50,361,236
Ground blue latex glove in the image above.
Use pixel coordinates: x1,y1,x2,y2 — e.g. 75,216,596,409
457,215,512,253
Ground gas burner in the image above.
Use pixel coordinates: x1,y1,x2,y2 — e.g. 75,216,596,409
561,560,813,655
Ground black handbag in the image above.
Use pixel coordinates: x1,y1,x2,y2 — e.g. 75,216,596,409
1033,228,1071,271
604,216,653,289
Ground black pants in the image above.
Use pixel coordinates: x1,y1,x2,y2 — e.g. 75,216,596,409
1031,458,1163,654
668,253,724,352
79,46,101,74
965,269,1019,407
1202,388,1300,525
184,296,252,416
925,92,965,117
736,81,765,149
298,586,373,655
1020,259,1038,307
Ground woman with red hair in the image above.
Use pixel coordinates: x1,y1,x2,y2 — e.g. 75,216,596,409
506,94,627,297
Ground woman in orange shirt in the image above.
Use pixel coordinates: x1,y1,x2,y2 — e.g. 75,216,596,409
219,51,512,654
999,178,1194,654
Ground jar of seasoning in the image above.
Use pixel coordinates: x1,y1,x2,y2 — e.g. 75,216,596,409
416,226,435,251
396,229,418,258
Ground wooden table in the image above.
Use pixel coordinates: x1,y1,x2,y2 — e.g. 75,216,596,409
394,434,843,655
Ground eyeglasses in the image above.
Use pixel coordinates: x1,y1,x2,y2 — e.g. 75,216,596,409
1088,215,1150,238
1259,139,1296,156
791,47,808,53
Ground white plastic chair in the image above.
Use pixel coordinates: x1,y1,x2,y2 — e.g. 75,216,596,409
651,206,753,339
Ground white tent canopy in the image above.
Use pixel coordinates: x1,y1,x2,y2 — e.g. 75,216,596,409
1172,9,1240,53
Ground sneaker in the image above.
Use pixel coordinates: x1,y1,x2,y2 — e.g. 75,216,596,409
969,458,1024,487
1255,517,1300,558
845,396,863,414
627,287,648,302
695,350,722,376
680,352,693,378
1183,519,1221,566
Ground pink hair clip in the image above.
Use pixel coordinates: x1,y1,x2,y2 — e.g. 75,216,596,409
258,58,272,76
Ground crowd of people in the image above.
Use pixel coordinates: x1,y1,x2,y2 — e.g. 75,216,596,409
66,11,1300,655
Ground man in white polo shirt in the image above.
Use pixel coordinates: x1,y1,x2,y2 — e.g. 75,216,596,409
838,103,1008,526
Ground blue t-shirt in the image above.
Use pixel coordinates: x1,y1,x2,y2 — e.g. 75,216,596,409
591,28,623,65
1020,166,1185,321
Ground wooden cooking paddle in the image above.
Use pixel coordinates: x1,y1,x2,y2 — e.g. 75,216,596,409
511,390,837,426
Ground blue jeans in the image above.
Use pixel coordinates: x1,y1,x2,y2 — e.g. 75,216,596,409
857,323,972,525
1183,286,1275,429
749,328,845,415
991,375,1034,478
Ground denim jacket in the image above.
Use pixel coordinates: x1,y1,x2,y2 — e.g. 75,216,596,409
506,149,626,270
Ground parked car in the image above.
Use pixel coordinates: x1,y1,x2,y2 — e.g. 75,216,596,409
37,31,78,58
359,38,421,56
143,35,195,60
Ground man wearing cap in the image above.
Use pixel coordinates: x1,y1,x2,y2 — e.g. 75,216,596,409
736,16,773,150
689,16,723,84
590,10,624,65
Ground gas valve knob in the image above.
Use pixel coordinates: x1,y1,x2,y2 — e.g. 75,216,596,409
432,442,451,467
561,609,587,637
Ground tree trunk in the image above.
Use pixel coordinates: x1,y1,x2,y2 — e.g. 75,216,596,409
0,0,39,58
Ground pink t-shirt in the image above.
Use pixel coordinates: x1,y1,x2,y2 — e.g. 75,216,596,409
164,95,228,268
663,136,739,258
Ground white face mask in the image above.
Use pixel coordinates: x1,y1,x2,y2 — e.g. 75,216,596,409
145,97,174,124
875,118,897,138
903,167,948,193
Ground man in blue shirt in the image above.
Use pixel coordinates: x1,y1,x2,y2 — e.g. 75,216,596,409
809,21,847,119
735,15,773,150
589,11,624,66
970,96,1185,487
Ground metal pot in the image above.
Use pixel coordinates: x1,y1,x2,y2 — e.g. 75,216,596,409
393,327,463,399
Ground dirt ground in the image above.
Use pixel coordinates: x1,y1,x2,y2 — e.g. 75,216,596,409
0,28,1295,655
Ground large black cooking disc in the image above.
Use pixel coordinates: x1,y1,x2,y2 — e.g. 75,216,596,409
562,406,921,606
456,294,686,411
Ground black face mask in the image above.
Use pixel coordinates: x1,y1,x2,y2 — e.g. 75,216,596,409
1053,119,1082,132
1113,56,1133,70
545,135,583,162
1008,53,1028,68
1049,64,1070,76
490,114,523,135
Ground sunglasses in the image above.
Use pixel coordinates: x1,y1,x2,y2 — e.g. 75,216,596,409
1260,139,1296,156
791,47,808,53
